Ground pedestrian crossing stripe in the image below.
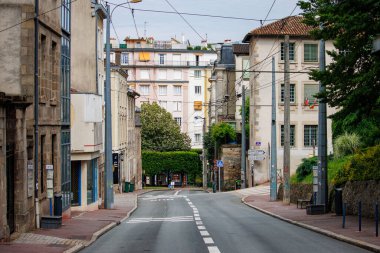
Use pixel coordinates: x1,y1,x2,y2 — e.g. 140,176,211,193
126,216,194,224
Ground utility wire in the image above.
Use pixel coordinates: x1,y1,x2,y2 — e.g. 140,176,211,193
106,3,281,22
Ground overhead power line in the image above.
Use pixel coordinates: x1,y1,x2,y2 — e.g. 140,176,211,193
106,2,281,22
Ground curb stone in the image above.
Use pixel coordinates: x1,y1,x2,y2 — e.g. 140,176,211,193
241,196,380,253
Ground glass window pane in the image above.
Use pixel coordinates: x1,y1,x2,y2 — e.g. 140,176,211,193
304,44,318,62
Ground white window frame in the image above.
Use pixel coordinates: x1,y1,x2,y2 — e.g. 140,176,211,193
195,133,201,143
281,83,296,103
158,85,167,96
139,85,150,95
194,70,201,78
121,52,129,65
174,117,182,126
174,85,182,95
281,42,296,61
174,101,182,112
159,54,165,65
195,85,201,95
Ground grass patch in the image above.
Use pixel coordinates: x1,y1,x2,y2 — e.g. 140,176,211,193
291,156,352,184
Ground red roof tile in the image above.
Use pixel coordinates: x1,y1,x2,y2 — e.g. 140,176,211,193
243,16,313,42
232,44,249,55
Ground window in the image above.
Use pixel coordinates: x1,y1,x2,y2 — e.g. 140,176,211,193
158,69,167,80
194,70,201,78
304,125,318,147
174,69,182,79
174,117,182,126
140,69,149,79
61,0,71,32
61,36,70,125
110,52,115,63
140,85,150,95
304,84,319,105
281,83,296,103
159,85,167,96
281,125,295,147
121,52,129,65
304,44,318,62
195,55,200,66
174,101,182,111
242,59,250,79
136,42,141,48
281,42,295,61
195,134,201,143
159,100,167,110
174,85,182,95
159,54,165,65
195,86,201,95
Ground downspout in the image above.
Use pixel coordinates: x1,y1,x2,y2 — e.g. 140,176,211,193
34,0,40,228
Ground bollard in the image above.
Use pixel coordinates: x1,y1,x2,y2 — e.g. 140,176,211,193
359,201,362,232
376,202,378,237
342,203,346,229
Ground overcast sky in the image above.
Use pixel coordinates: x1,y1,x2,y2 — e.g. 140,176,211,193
107,0,302,45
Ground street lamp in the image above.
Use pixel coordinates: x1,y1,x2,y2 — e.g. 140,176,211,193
195,116,207,189
315,15,328,210
104,0,142,209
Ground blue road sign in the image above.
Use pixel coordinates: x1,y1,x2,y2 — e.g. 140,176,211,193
217,160,224,167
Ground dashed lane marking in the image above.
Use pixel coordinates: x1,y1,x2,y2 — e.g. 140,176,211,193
208,246,221,253
203,237,214,244
200,231,210,236
197,226,206,230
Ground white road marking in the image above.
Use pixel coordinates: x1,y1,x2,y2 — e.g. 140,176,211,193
193,210,199,214
194,217,201,221
197,226,206,230
203,237,214,244
194,213,200,217
200,230,210,236
196,221,203,225
188,202,193,205
127,216,193,224
208,246,221,253
174,190,181,196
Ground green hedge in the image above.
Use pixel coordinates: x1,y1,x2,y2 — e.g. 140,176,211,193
334,145,380,186
142,151,202,176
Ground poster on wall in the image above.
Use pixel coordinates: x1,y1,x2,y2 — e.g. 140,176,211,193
27,160,34,197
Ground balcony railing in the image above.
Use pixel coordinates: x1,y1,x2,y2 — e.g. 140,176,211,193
120,60,213,67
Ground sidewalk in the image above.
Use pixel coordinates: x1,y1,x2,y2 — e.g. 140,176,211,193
0,190,148,253
242,192,380,252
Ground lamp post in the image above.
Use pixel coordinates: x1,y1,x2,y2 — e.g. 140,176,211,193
195,116,207,189
104,0,142,209
315,15,328,209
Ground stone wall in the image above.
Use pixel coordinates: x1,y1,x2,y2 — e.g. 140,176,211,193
220,144,241,191
342,180,380,218
277,183,313,204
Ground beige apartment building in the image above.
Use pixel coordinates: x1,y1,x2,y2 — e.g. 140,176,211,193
243,16,335,185
0,0,71,239
111,68,142,191
70,0,106,211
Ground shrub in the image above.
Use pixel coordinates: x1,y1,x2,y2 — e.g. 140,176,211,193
211,122,236,145
295,156,318,181
334,132,361,158
333,145,380,186
194,46,201,50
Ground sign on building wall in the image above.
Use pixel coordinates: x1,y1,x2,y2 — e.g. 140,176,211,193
27,160,34,197
46,165,54,199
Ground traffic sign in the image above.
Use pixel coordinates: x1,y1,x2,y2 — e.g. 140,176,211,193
255,141,262,146
253,150,265,155
217,160,224,167
253,155,265,161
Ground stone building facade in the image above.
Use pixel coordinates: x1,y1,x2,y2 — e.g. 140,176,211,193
0,0,63,240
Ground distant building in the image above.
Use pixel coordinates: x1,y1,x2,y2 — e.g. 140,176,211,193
109,37,217,149
242,16,335,185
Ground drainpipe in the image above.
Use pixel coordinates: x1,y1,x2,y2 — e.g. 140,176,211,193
34,0,40,229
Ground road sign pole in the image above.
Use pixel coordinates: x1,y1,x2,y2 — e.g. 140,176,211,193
218,166,221,192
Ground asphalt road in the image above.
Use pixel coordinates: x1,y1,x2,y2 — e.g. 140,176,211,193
80,190,371,253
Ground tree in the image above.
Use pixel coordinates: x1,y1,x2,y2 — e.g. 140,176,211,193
298,0,380,147
211,122,236,146
141,102,191,151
